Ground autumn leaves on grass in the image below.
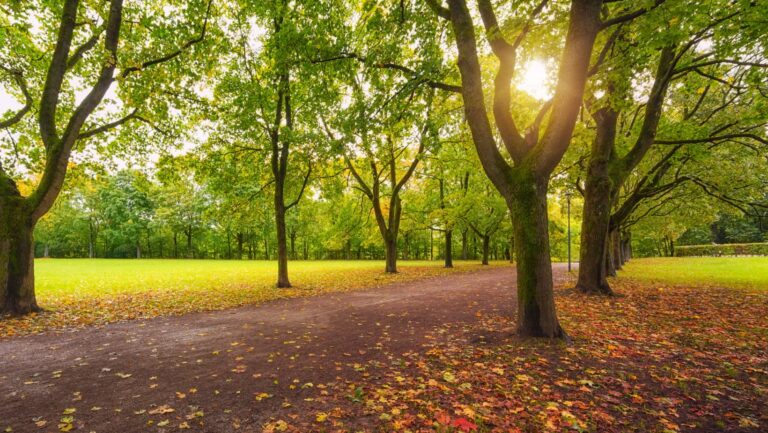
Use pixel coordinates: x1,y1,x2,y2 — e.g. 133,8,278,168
301,282,768,432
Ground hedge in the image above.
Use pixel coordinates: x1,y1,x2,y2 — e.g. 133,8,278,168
675,242,768,257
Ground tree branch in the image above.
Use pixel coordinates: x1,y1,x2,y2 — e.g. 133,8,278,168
0,66,33,129
77,108,139,139
600,0,666,29
119,0,213,79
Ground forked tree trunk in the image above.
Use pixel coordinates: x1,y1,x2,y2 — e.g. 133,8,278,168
508,177,565,339
444,230,453,268
1,190,40,315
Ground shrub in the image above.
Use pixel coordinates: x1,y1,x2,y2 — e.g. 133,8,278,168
675,242,768,257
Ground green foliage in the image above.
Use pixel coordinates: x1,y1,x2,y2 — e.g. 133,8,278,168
675,243,768,257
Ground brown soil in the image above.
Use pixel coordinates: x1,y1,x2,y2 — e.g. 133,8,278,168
0,265,546,432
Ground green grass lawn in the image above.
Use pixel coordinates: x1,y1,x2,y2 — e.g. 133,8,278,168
36,259,477,298
618,256,768,289
2,259,496,337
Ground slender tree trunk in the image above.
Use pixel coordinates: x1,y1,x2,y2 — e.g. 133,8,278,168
481,234,490,265
185,227,193,259
575,110,618,295
606,241,616,276
509,176,565,339
444,229,453,268
88,221,94,259
226,229,232,259
173,232,178,258
237,232,244,259
461,229,468,260
275,193,291,288
136,241,141,259
611,229,622,270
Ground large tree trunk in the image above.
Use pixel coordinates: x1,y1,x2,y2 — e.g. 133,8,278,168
575,110,618,295
384,235,397,273
1,192,40,315
481,234,490,265
444,230,453,268
275,190,291,288
509,177,565,339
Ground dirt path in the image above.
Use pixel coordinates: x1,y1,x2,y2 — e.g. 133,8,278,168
0,265,569,432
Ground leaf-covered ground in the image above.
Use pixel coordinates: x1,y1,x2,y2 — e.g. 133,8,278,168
1,259,497,338
294,280,768,432
1,265,765,433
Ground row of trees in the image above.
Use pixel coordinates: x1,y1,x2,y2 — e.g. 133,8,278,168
2,0,766,339
37,167,575,264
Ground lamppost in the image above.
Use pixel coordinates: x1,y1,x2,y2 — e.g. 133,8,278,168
565,190,572,272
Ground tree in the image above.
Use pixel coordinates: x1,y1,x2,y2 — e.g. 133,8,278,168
423,0,626,338
212,0,344,287
0,0,214,314
575,1,768,294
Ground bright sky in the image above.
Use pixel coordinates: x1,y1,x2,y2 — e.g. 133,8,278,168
517,59,552,100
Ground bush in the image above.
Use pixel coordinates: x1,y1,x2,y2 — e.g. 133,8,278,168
675,242,768,257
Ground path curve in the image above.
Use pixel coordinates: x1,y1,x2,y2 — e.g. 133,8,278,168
0,264,569,432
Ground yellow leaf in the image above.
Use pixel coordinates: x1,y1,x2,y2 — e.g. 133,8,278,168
442,371,456,383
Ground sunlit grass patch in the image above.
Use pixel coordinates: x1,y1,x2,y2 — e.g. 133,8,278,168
617,256,768,290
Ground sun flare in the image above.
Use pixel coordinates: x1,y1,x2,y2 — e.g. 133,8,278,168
517,59,551,100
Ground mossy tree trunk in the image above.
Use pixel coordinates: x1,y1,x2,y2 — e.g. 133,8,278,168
576,109,619,295
509,173,565,338
0,183,39,315
431,0,602,339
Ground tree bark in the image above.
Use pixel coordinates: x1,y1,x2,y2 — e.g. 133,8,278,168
461,229,468,260
576,109,618,295
275,191,291,288
509,175,565,339
481,234,490,265
611,229,622,270
444,229,453,268
384,236,397,273
0,187,40,315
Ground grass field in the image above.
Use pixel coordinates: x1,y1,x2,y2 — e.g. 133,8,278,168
36,259,481,298
2,259,497,337
618,256,768,289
